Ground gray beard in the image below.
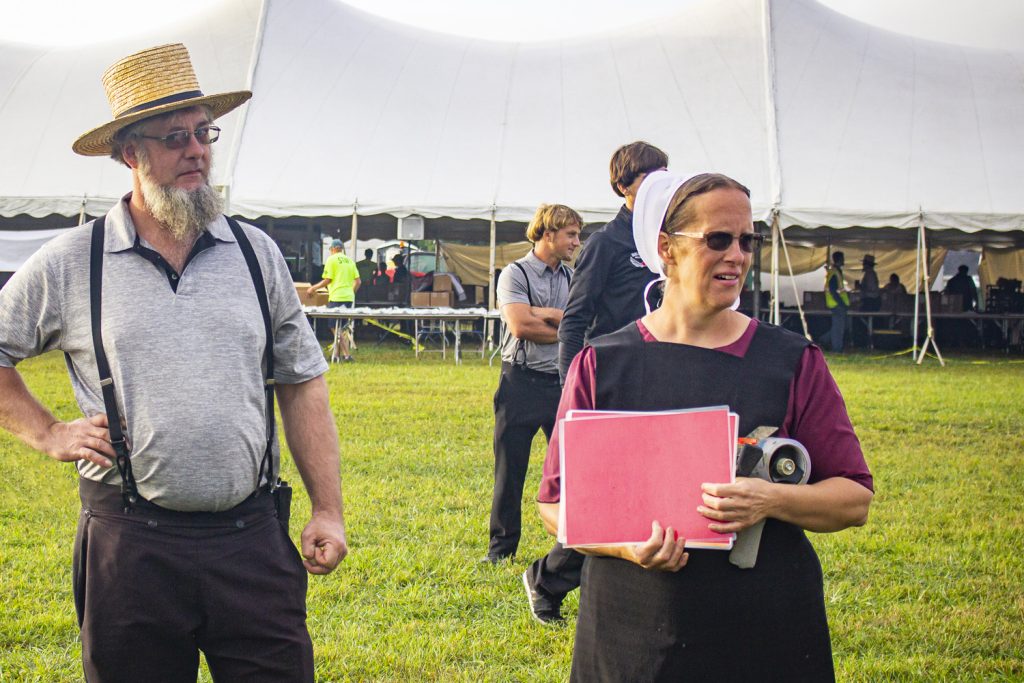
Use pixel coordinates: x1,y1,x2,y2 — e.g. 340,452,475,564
137,166,223,241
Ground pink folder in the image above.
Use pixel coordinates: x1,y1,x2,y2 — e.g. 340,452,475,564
558,407,736,549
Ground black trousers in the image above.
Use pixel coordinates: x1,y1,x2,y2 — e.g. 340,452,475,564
490,364,584,600
526,540,584,601
489,363,562,557
74,478,313,683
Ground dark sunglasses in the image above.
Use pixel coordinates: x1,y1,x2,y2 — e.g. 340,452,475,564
671,231,765,253
137,125,221,150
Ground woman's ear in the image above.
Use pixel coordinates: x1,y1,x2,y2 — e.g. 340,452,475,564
658,232,676,266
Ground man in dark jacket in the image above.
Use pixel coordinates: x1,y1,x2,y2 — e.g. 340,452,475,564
944,265,978,311
556,141,668,382
523,141,668,625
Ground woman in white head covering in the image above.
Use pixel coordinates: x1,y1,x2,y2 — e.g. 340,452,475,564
534,172,874,681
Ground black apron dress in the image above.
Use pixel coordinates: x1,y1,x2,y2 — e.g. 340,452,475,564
569,322,835,683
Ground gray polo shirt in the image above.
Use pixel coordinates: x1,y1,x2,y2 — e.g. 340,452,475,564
497,251,572,374
0,196,328,511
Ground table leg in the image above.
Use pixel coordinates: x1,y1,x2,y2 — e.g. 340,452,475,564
455,320,461,365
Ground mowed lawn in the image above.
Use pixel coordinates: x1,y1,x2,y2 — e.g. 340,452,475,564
1,345,1022,682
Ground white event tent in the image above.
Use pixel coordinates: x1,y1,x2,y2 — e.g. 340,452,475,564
2,0,1023,339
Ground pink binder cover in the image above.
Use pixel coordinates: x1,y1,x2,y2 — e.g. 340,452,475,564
559,407,735,548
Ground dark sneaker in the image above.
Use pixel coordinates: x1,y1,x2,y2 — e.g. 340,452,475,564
480,553,514,565
343,355,355,363
522,570,564,624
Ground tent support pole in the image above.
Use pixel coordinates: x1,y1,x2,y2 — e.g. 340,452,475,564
487,207,497,349
916,217,944,366
776,215,811,340
78,195,87,226
912,219,922,357
752,230,762,320
350,202,359,259
770,216,780,325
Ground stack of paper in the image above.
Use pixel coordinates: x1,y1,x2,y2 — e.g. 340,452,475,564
558,406,737,550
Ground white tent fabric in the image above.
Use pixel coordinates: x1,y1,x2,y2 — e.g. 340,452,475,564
772,0,1024,232
0,0,261,219
1,0,1022,237
229,0,772,222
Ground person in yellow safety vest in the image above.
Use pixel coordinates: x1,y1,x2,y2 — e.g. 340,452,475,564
824,251,850,351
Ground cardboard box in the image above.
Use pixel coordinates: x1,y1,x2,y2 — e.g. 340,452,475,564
429,291,453,307
432,273,453,292
295,282,328,307
411,292,432,308
458,285,486,307
803,291,827,311
940,293,963,313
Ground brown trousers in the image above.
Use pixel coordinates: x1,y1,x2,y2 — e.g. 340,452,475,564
73,478,313,683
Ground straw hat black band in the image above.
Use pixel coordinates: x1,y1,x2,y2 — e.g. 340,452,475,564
72,43,251,157
119,90,205,118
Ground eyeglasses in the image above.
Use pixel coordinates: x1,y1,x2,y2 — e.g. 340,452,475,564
671,231,764,253
136,125,221,150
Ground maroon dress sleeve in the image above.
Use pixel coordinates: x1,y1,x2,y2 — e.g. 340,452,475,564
537,347,598,503
779,345,874,492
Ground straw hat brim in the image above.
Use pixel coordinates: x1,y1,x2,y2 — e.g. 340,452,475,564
72,90,252,157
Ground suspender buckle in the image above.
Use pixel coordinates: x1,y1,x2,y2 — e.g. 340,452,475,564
119,480,138,514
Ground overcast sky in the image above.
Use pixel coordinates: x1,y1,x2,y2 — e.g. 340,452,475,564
0,0,1021,50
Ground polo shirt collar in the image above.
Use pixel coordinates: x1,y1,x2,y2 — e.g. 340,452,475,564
524,249,561,275
103,192,233,253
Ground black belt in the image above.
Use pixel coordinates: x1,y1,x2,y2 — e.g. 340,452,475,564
501,362,560,382
78,477,274,526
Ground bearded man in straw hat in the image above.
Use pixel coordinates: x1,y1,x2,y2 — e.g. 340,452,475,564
0,43,346,681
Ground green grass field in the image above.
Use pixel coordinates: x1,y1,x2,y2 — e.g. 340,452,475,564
1,346,1022,682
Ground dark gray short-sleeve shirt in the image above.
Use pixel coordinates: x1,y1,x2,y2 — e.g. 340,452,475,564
496,251,572,374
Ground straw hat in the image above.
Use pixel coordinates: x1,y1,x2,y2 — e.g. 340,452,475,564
72,43,252,157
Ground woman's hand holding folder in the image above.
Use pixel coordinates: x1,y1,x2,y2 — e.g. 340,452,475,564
576,520,690,572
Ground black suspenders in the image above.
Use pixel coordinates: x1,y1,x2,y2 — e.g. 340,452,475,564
511,261,571,308
88,215,277,512
88,217,135,511
509,260,570,366
226,216,279,496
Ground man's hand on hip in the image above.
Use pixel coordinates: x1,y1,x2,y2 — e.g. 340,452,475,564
44,413,115,468
300,511,348,574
